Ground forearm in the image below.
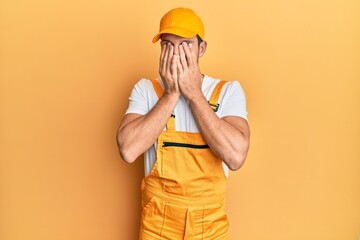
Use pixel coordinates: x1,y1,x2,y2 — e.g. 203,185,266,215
189,95,250,170
117,93,179,163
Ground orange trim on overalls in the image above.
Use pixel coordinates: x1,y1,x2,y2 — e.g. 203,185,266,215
150,79,175,131
140,79,229,240
208,80,227,112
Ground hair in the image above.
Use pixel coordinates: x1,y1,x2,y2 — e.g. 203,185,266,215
196,35,203,46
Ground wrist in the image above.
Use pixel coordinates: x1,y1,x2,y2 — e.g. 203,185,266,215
187,91,206,104
163,91,180,100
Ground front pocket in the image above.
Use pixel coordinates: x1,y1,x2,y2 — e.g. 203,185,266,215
203,204,229,239
140,195,166,238
142,195,157,211
162,141,209,149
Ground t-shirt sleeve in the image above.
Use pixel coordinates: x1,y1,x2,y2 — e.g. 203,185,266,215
219,81,248,121
125,79,150,115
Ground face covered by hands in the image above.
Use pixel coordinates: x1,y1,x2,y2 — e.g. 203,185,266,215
159,34,206,101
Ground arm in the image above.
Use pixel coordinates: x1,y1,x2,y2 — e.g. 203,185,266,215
117,43,180,163
189,95,250,170
176,42,250,170
116,93,178,163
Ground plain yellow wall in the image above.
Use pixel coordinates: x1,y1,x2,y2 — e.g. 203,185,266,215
1,0,359,239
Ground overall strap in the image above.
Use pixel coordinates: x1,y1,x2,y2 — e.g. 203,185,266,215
150,79,163,99
208,80,227,112
150,79,175,131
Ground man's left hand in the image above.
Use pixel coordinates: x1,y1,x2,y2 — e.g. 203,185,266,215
176,42,203,101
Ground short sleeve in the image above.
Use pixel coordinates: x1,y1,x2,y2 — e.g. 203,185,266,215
219,81,248,121
125,79,150,115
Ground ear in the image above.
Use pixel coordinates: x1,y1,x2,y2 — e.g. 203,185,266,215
198,41,207,57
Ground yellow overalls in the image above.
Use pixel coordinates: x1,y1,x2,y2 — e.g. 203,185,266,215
139,79,229,240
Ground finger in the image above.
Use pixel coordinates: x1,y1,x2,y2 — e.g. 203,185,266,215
176,55,183,75
166,44,174,73
182,42,196,66
159,43,167,72
170,54,178,76
179,44,188,71
161,44,170,74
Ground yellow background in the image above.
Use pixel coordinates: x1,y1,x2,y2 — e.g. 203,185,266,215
1,0,359,239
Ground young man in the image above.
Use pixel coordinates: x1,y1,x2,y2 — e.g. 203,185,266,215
117,7,250,239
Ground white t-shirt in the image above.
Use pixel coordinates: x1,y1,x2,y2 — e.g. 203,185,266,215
125,75,248,178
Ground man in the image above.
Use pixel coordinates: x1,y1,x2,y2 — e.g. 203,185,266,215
117,7,250,239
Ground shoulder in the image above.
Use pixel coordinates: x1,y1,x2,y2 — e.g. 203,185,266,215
203,75,245,95
202,75,219,88
202,75,221,95
224,80,245,95
126,78,161,115
134,78,156,89
220,80,247,104
131,78,161,95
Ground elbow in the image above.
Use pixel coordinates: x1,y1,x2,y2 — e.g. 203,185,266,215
227,154,247,171
116,132,137,164
119,147,137,164
226,147,249,171
229,139,250,171
121,154,137,164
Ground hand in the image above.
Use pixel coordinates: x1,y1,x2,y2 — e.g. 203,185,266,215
159,43,180,97
176,42,203,101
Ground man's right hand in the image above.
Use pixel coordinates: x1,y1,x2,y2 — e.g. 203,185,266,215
159,43,180,97
118,43,181,163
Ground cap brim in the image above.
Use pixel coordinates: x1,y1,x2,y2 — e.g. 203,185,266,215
152,27,197,43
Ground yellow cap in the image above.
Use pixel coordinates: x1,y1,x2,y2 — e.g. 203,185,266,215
152,8,205,43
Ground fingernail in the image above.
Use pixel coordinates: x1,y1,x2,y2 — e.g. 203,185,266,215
189,43,192,47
